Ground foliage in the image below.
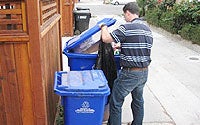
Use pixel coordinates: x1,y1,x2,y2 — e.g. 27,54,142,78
137,0,147,16
180,24,200,45
137,0,157,17
159,11,177,33
190,25,200,45
172,0,200,31
145,0,200,45
145,8,161,26
146,0,157,9
56,105,64,125
179,24,192,40
158,0,176,12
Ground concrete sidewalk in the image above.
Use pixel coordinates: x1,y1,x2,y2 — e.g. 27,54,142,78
87,16,175,125
83,13,174,125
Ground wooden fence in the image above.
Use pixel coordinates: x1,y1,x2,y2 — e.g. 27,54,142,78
0,0,74,124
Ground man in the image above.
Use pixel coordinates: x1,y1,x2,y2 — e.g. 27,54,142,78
99,2,153,125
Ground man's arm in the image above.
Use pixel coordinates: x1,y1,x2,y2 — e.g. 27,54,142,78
100,25,114,43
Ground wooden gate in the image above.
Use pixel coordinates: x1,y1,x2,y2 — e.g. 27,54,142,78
0,0,73,124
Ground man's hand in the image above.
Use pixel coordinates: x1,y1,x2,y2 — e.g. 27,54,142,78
112,42,121,50
98,23,107,29
99,23,114,43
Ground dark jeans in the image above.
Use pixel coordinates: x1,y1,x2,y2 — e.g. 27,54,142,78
108,68,148,125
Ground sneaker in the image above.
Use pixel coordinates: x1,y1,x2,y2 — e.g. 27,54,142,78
102,120,109,125
127,122,132,125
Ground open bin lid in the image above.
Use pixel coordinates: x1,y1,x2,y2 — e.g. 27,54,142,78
54,70,110,96
63,18,116,54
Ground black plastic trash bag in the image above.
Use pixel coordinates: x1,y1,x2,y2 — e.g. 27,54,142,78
94,39,117,93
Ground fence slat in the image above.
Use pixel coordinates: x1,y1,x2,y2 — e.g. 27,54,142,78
0,9,22,14
0,19,22,24
40,1,57,25
42,2,56,11
42,8,57,21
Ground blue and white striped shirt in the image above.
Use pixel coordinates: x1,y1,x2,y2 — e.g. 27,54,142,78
111,18,153,68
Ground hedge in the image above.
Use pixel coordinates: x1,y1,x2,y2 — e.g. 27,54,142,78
145,0,200,45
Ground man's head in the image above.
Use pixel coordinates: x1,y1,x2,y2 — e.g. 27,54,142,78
123,2,140,22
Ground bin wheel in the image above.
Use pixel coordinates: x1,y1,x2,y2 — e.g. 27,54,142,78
114,2,119,5
74,30,81,35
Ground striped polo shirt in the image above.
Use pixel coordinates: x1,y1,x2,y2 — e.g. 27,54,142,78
111,18,153,68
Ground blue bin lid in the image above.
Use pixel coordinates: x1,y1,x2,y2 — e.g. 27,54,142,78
63,18,116,54
54,70,110,96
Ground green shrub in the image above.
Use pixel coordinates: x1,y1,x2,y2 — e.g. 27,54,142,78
190,25,200,45
56,105,64,125
146,8,162,27
137,0,147,17
159,11,177,33
146,0,157,9
172,0,200,30
158,0,176,12
179,24,192,40
145,0,200,44
179,24,200,45
137,0,157,17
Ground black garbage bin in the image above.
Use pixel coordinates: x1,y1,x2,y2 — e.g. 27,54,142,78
73,8,91,35
76,7,90,10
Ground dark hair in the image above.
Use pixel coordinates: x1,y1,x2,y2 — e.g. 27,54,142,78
123,2,140,15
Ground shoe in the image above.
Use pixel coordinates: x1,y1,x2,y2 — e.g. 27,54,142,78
127,122,131,125
102,120,109,125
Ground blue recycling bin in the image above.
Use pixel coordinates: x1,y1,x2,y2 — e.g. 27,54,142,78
63,18,120,71
54,70,110,125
